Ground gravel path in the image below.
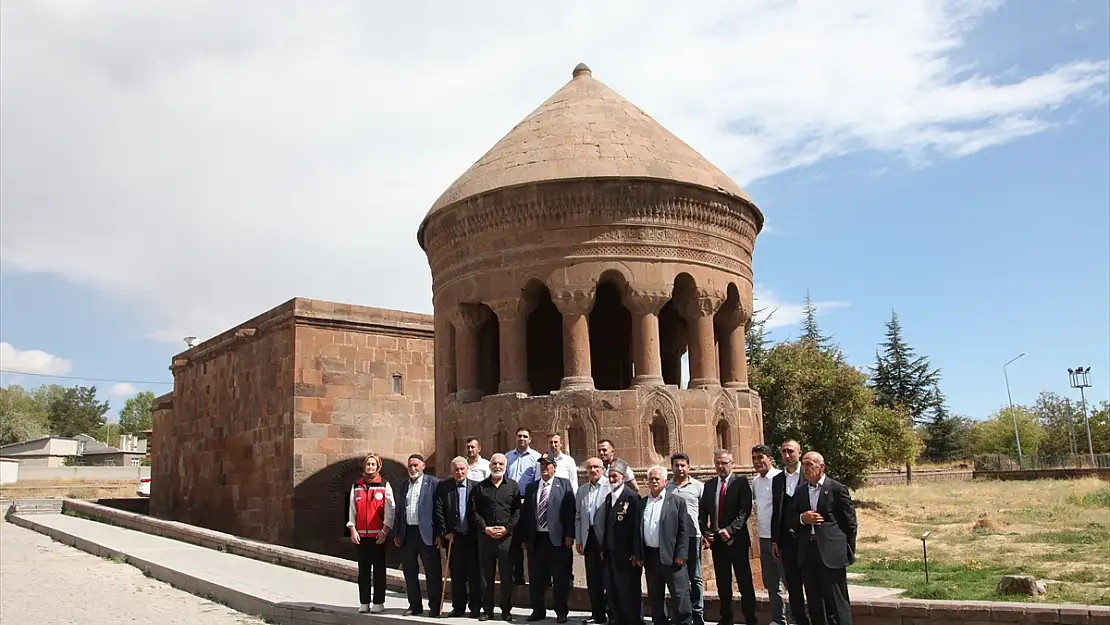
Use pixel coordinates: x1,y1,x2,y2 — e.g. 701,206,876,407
0,519,264,625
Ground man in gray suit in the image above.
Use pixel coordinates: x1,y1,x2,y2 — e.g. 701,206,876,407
395,453,443,617
635,466,692,625
575,457,609,624
521,452,577,623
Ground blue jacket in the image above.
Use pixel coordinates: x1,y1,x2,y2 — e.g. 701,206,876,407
395,474,440,547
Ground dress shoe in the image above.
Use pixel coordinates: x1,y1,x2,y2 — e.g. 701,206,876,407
527,614,546,622
502,610,514,622
556,617,568,624
478,615,490,622
470,612,482,619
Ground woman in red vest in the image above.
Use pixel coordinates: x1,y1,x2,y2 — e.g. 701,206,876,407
347,452,396,613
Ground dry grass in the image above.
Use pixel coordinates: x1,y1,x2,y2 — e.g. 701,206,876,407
0,480,139,500
852,477,1110,604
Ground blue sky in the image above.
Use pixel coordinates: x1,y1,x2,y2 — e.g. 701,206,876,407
1,0,1107,422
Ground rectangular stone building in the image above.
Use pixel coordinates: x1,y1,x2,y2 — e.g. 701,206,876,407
150,298,435,558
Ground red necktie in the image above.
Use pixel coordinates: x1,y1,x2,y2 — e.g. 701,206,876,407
718,478,727,528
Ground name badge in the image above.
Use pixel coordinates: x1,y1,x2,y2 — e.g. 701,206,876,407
375,492,384,500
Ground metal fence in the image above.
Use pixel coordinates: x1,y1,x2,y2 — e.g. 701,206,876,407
973,453,1110,471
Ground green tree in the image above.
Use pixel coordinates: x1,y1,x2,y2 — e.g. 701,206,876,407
799,290,840,359
751,339,916,488
118,391,155,434
966,405,1044,458
1076,400,1109,455
922,386,971,461
1033,391,1084,455
47,385,110,437
0,385,50,445
746,307,775,370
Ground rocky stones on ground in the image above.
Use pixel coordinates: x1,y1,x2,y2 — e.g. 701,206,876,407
997,574,1042,596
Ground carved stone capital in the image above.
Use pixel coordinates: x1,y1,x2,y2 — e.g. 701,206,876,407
680,292,723,320
451,304,492,330
625,288,672,316
486,297,533,322
714,299,747,330
551,288,596,316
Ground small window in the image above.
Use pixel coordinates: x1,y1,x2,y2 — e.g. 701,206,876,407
130,457,142,468
392,374,403,395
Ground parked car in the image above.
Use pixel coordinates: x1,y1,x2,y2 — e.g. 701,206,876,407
137,476,151,497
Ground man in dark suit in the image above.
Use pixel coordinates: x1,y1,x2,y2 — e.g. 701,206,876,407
575,457,610,625
602,460,643,625
699,449,758,625
788,451,857,625
395,453,443,617
470,453,522,622
771,439,809,625
635,466,692,625
435,455,482,618
521,453,577,623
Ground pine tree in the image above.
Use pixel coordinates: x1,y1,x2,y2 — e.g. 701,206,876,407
923,386,968,461
746,307,775,370
799,290,841,359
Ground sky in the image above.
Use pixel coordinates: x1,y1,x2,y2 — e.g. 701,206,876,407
1,0,1108,423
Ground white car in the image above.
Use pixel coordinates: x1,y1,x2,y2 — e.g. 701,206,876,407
137,476,151,497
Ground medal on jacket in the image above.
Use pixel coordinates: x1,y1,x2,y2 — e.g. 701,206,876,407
616,501,628,521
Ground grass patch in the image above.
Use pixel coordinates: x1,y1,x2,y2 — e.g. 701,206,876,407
1073,488,1110,508
1016,529,1110,545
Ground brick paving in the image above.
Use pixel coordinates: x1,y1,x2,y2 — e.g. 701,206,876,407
0,519,264,625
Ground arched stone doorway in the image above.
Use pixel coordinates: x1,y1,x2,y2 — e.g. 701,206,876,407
589,279,632,390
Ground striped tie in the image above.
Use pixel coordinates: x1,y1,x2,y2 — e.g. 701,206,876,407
537,482,549,531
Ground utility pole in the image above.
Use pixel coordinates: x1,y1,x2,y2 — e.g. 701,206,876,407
1004,353,1026,466
1068,367,1095,466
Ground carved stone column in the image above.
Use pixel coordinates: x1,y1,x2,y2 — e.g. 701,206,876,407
626,289,670,387
682,294,722,389
552,289,595,391
488,298,532,395
452,305,491,402
716,305,750,389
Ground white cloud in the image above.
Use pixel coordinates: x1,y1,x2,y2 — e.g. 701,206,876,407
0,1,1106,342
753,288,850,331
108,382,137,397
0,342,73,375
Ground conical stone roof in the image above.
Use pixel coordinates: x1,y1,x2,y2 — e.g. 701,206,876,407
425,63,750,218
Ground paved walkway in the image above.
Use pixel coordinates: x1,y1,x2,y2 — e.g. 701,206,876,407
0,519,264,625
5,511,591,624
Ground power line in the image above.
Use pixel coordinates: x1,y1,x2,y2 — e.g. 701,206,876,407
0,370,172,386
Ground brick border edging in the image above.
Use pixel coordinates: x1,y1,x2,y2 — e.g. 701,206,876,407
23,500,1110,625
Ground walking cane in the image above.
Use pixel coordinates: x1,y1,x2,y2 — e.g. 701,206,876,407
439,535,455,616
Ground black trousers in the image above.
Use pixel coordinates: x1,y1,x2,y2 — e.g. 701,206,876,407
604,550,643,625
780,539,810,625
801,544,852,625
512,531,527,584
448,532,481,615
401,531,444,614
710,540,757,625
584,529,607,621
643,547,692,625
478,532,515,615
528,533,572,618
356,537,387,606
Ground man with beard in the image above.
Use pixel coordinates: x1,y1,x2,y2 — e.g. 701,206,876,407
471,453,522,622
603,460,643,625
435,456,482,618
771,440,808,625
521,453,577,623
395,454,443,617
467,437,492,482
574,457,609,625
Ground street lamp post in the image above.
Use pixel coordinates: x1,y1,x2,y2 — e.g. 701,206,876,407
1004,353,1026,466
1068,367,1095,467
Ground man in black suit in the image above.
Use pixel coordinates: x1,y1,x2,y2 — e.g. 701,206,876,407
771,439,809,625
521,453,577,623
602,460,643,625
635,466,692,625
699,449,758,625
471,453,522,622
435,456,482,618
788,452,857,625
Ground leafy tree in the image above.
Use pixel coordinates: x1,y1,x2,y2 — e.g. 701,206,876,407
1073,400,1109,456
922,386,971,461
118,391,155,434
1033,391,1084,455
47,385,110,437
799,290,840,359
746,307,775,370
966,405,1045,458
0,385,50,445
751,339,916,488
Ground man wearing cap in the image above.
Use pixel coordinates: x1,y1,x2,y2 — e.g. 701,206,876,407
395,453,443,617
603,460,644,625
521,452,577,623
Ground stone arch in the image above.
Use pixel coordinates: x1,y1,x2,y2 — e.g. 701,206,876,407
640,388,682,464
523,279,563,396
552,396,599,461
712,392,741,458
590,271,633,390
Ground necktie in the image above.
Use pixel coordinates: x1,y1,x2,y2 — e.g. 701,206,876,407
538,482,549,530
718,477,727,528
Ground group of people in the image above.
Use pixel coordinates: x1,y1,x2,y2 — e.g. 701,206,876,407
346,429,858,625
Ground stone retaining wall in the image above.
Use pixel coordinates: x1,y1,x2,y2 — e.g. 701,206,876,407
55,499,1110,624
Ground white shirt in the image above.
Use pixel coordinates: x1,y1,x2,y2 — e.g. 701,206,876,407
584,480,605,527
802,474,827,534
642,490,665,548
552,453,579,492
667,478,703,538
610,484,625,505
715,475,731,527
467,458,491,482
783,466,801,497
535,478,554,531
752,468,781,539
406,474,424,525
